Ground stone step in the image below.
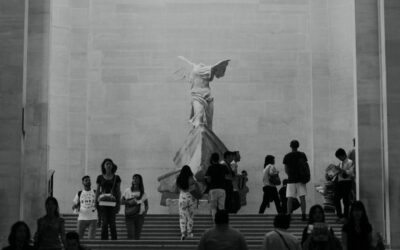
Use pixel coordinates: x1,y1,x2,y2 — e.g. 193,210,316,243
63,213,344,250
79,241,262,250
63,213,339,218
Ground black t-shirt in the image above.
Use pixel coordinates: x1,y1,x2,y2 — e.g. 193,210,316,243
205,164,229,190
283,151,308,183
96,174,121,195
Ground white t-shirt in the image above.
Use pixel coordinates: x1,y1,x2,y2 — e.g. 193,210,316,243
262,164,279,187
73,189,98,221
122,188,148,215
338,158,355,181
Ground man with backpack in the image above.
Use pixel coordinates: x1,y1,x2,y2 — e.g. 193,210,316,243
283,140,310,221
72,175,98,239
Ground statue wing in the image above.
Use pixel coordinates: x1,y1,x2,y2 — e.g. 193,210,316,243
211,59,230,79
173,56,195,81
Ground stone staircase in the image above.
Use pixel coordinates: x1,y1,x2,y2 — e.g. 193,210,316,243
63,213,343,250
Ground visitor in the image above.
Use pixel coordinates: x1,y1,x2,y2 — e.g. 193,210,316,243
342,201,373,250
334,148,355,222
220,151,235,213
65,231,88,250
301,204,341,250
72,175,98,239
2,221,35,250
259,155,282,214
205,153,228,220
279,179,300,214
95,158,121,240
34,197,66,250
176,165,196,240
230,151,242,213
121,174,149,239
262,214,301,250
283,140,309,220
197,210,248,250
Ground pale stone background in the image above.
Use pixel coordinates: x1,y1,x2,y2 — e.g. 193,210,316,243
0,0,51,244
385,0,400,243
47,0,355,214
0,0,24,239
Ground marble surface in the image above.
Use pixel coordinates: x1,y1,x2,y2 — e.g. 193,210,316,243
354,0,386,243
385,0,400,248
0,0,24,242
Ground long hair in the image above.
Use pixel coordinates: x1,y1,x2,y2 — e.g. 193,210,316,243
8,221,31,247
176,165,193,190
132,174,145,199
264,155,275,168
209,153,220,165
45,196,60,218
100,158,117,174
308,204,325,224
347,200,371,230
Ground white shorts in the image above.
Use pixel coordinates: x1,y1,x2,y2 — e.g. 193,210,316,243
286,183,307,198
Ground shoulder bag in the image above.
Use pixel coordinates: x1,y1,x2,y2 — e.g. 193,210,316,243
98,176,117,207
275,230,291,250
268,166,281,186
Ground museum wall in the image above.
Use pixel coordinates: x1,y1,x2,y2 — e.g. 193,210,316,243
0,0,25,241
385,0,400,248
0,0,51,243
47,0,355,213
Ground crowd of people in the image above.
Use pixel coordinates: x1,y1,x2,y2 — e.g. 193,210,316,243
259,140,357,224
2,200,382,250
2,140,384,250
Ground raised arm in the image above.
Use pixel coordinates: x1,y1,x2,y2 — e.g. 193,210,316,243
72,193,79,211
178,56,195,67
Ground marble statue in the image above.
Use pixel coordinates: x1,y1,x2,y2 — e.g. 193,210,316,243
157,57,231,205
172,56,230,174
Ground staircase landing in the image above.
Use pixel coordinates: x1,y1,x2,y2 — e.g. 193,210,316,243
63,213,343,250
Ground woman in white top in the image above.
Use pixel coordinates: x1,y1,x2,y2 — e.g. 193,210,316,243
121,174,148,240
259,155,283,214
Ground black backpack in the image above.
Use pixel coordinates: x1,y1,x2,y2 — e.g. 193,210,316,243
298,156,311,184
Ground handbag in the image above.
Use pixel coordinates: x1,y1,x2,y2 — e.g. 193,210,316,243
268,166,281,186
98,176,117,207
269,174,281,185
189,181,203,200
275,230,291,250
125,203,141,217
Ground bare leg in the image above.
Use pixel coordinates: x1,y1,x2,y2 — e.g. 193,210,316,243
287,197,293,214
300,195,307,220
